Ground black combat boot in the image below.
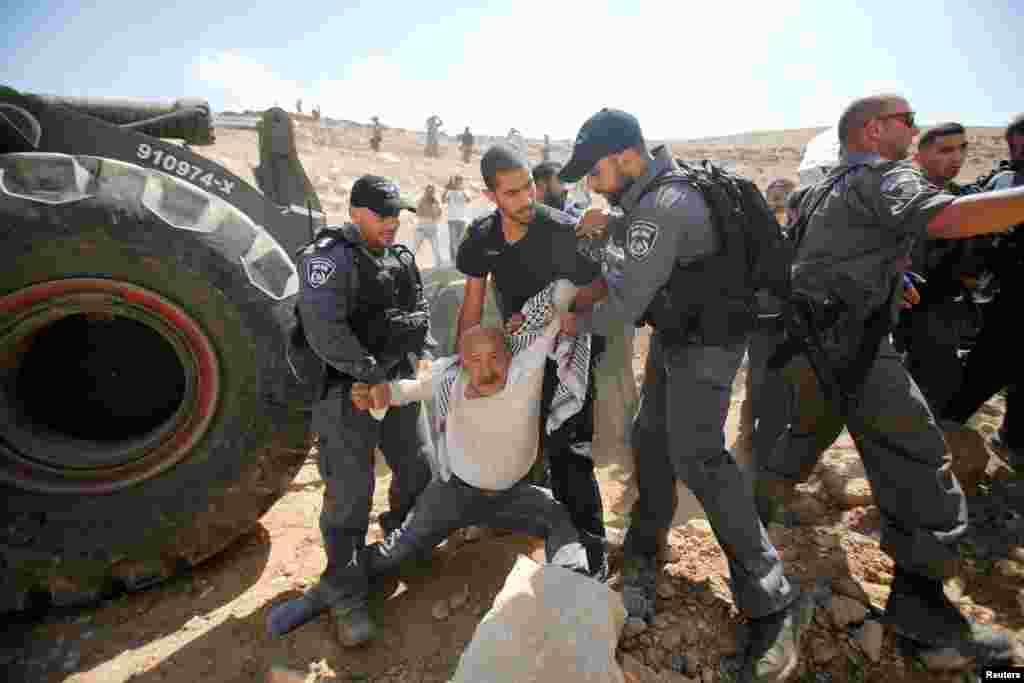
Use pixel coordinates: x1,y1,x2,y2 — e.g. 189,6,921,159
621,554,658,623
738,593,814,683
884,565,1016,665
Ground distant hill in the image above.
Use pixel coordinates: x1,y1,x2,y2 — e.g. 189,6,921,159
671,126,1006,149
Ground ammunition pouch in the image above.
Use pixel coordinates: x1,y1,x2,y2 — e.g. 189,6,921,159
770,294,890,411
358,303,430,362
648,301,754,348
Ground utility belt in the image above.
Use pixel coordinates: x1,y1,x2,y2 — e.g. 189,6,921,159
753,311,787,334
647,304,754,348
768,294,890,411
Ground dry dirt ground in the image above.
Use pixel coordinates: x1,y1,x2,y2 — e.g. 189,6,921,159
3,118,1021,683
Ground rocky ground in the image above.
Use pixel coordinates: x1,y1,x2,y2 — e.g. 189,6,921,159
2,117,1020,683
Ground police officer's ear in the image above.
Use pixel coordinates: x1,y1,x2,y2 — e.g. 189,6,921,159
350,205,368,225
617,147,648,176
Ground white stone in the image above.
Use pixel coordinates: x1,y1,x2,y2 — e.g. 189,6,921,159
452,556,627,683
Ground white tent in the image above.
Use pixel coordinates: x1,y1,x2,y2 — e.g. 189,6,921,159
798,126,841,187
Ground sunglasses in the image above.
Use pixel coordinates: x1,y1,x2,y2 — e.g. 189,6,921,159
877,111,916,128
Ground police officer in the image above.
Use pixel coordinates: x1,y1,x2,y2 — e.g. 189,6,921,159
458,126,475,164
944,113,1024,462
532,161,586,219
556,109,805,682
266,175,434,647
370,116,383,152
759,95,1024,664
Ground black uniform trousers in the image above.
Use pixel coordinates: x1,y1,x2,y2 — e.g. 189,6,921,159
944,288,1020,447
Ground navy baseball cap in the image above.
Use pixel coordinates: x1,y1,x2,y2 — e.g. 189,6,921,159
350,175,416,215
559,109,645,183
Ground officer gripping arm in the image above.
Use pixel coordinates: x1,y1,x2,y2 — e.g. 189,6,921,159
561,163,717,337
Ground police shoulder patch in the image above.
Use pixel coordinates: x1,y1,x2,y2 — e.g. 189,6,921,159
654,181,688,210
880,168,923,200
306,256,336,288
626,220,660,261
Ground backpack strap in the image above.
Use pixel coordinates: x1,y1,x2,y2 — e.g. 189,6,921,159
789,166,860,248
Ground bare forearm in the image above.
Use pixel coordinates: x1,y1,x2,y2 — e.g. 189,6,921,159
928,186,1024,239
455,277,487,350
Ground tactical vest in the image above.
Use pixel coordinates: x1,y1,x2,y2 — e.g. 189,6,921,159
337,235,431,361
287,229,430,395
638,171,755,346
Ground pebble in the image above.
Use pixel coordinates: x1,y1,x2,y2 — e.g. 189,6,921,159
651,613,674,630
831,575,870,606
431,600,450,621
857,620,884,662
812,639,838,664
622,618,648,639
659,627,682,650
828,594,868,629
679,620,700,645
449,584,470,612
657,582,677,599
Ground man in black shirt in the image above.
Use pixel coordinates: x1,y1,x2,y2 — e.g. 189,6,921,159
456,144,608,578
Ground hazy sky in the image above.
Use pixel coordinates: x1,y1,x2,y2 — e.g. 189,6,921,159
5,0,1021,140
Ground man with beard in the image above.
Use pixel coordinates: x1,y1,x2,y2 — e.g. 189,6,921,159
456,144,609,580
757,95,1024,667
266,175,434,647
532,161,587,219
944,113,1024,462
555,109,805,682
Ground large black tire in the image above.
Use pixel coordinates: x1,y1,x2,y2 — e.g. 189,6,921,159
0,153,310,611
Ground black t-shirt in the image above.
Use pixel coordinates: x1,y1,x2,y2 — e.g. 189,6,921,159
456,204,601,318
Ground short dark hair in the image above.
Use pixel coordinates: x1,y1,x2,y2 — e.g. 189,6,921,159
918,122,966,149
1007,113,1024,140
837,93,905,146
481,144,529,191
532,161,561,185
